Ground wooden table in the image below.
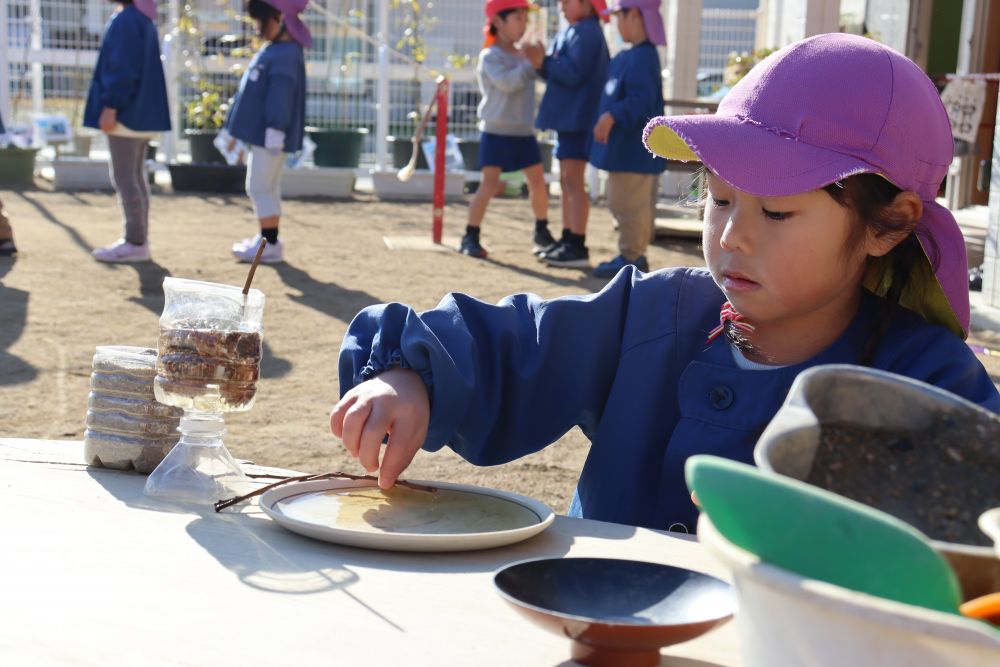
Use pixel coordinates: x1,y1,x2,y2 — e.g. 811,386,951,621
0,439,741,666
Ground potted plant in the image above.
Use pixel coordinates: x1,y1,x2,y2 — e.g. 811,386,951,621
167,4,246,193
0,93,39,188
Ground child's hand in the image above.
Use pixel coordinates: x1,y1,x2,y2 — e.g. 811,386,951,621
330,368,430,489
522,43,545,70
593,112,615,144
98,107,118,133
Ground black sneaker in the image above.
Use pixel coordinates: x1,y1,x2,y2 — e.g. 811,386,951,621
543,242,589,268
532,227,557,254
0,239,16,256
458,234,488,259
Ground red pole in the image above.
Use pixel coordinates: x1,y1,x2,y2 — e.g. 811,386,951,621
432,76,448,245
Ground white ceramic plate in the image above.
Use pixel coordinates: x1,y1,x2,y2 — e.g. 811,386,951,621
259,478,555,552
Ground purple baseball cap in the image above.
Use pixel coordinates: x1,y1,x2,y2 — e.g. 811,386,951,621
643,33,969,338
604,0,665,46
262,0,312,49
134,0,157,21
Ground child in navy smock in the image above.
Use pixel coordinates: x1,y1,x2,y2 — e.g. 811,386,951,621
458,0,551,260
0,111,14,256
590,0,666,278
523,0,609,268
330,34,1000,534
85,0,170,263
226,0,309,265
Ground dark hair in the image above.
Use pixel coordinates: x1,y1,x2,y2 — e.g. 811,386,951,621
246,0,281,23
822,173,935,364
111,0,134,4
488,8,518,36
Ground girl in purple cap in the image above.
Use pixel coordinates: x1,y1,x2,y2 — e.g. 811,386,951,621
86,0,170,263
227,0,310,264
329,34,999,534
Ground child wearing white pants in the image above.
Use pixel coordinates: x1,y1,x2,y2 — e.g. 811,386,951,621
224,0,310,264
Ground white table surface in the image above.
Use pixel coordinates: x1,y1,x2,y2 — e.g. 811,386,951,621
0,438,741,667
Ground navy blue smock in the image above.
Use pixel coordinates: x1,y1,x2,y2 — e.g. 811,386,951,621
83,5,170,132
535,16,610,134
225,41,306,153
339,268,1000,532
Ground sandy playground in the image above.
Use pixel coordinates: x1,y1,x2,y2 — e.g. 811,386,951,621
1,184,997,514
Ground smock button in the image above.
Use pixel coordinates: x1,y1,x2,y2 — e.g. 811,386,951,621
709,385,734,410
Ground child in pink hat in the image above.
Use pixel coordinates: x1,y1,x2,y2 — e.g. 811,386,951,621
226,0,310,264
329,33,999,535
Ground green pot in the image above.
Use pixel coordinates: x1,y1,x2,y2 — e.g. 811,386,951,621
0,147,39,187
168,164,246,193
307,127,368,168
457,139,480,172
388,135,429,170
185,129,225,165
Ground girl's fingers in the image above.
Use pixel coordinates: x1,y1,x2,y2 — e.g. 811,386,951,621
357,404,393,473
378,418,428,489
338,398,372,458
329,394,357,438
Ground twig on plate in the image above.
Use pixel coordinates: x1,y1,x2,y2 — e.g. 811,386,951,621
214,471,437,513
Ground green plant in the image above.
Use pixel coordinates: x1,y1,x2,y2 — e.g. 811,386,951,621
724,47,778,86
184,79,230,130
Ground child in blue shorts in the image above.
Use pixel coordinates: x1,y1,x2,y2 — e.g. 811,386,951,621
226,0,310,265
590,0,667,278
330,34,1000,533
524,0,609,267
459,0,552,259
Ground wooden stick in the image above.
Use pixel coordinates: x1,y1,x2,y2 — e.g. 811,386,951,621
242,238,267,295
214,471,437,512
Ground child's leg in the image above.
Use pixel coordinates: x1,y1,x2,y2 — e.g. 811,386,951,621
466,167,502,229
238,145,285,263
559,159,589,236
107,135,151,246
133,140,151,238
0,196,14,255
522,163,548,221
609,172,656,260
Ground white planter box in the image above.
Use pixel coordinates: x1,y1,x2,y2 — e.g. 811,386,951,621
371,170,466,201
51,158,113,191
281,167,356,198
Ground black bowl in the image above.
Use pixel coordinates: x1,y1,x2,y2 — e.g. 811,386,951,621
494,557,734,667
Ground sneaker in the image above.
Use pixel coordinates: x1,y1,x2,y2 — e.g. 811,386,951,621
542,242,589,268
92,239,150,263
233,237,283,264
0,239,16,256
593,254,649,279
532,227,557,254
232,234,263,254
458,234,488,259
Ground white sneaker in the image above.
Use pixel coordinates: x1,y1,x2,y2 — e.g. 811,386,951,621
232,234,263,254
233,237,283,264
92,239,150,263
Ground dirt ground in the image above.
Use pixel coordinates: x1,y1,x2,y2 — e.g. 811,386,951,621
1,182,998,515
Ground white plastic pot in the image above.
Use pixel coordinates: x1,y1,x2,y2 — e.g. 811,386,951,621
698,514,1000,667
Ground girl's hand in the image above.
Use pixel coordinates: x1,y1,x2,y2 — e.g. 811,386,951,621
99,108,118,133
522,43,545,69
330,368,430,489
593,112,614,144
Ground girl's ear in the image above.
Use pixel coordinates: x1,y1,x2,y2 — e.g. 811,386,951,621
866,191,922,258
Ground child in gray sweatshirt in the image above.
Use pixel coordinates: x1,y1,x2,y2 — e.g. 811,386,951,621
460,0,551,259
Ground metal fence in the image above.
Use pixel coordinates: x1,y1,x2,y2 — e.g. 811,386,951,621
3,0,755,167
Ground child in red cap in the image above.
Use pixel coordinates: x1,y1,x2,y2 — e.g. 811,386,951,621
459,0,551,259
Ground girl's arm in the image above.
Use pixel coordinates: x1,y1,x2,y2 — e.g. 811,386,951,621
479,50,535,94
98,17,144,111
338,269,646,468
538,26,598,88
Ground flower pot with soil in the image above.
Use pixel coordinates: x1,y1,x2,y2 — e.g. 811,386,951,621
0,146,40,187
755,364,1000,552
168,163,246,193
185,129,226,165
306,127,368,168
388,135,430,170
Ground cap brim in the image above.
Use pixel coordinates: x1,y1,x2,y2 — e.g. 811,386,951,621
644,115,873,197
643,116,970,338
283,16,312,48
